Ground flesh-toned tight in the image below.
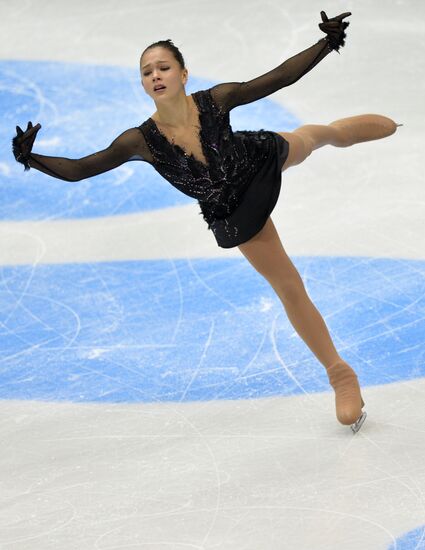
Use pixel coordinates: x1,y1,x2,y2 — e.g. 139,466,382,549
238,216,341,369
238,214,365,426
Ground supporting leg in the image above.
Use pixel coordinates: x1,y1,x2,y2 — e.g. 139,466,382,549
238,218,366,430
278,285,341,369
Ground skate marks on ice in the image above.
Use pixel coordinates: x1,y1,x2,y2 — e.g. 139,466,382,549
1,257,425,546
0,256,424,403
389,525,425,550
1,377,425,549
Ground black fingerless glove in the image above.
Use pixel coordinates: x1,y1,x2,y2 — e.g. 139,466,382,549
12,121,41,171
319,10,351,54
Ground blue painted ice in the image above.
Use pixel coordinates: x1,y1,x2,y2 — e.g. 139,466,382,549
389,525,425,549
1,256,423,403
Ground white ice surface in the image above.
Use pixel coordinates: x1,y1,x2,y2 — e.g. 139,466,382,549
2,379,425,549
1,1,424,549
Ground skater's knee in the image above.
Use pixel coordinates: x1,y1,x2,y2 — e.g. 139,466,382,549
273,278,307,303
292,128,314,157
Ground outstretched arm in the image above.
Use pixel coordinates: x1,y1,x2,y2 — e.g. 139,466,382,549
211,38,332,112
13,124,150,182
210,11,351,113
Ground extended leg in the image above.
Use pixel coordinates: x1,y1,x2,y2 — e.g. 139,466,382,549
277,125,336,171
278,114,400,171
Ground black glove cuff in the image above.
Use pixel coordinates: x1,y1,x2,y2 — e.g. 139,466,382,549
325,21,350,53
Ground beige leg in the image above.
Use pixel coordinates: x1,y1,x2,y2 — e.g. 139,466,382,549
238,217,365,427
278,114,399,171
277,124,340,171
238,217,342,368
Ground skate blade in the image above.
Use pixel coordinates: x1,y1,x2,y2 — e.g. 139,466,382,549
351,410,367,433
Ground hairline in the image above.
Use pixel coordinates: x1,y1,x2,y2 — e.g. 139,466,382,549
140,45,185,71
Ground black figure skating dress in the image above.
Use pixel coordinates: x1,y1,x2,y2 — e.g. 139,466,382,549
24,37,334,248
139,88,289,248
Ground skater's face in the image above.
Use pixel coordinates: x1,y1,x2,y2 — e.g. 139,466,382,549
140,47,188,100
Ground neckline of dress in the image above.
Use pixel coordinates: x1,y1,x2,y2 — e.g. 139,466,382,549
148,92,209,169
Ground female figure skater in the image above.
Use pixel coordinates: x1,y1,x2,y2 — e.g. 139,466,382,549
12,11,402,433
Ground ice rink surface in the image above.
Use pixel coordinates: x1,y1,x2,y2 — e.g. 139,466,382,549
1,0,424,548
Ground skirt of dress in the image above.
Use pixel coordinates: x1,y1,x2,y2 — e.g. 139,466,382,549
209,131,290,248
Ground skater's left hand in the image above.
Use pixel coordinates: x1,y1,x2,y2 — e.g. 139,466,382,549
318,11,351,53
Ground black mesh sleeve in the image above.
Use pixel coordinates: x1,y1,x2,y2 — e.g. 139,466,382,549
28,127,152,182
210,37,333,113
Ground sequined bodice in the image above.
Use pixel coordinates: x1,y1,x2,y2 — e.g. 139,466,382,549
138,88,273,228
148,94,209,168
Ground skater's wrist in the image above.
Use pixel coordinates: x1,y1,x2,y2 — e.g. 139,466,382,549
323,37,333,53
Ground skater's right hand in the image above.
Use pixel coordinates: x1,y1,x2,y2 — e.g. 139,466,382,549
318,11,351,53
12,121,42,171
